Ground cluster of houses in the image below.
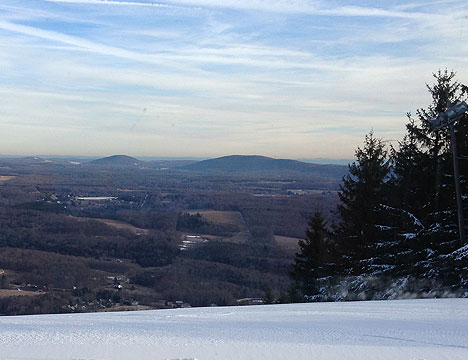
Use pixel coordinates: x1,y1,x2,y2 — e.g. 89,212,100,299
65,298,142,312
151,299,191,309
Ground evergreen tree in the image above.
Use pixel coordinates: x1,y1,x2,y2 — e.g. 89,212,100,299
289,70,468,301
389,69,468,292
393,72,468,244
334,131,390,275
390,115,428,220
401,70,467,227
290,211,328,299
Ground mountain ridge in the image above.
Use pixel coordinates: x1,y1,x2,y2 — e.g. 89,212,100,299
181,155,348,178
86,155,143,166
81,154,348,178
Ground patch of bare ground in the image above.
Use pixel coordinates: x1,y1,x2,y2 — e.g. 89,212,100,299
183,211,251,245
97,219,148,234
275,235,301,253
188,210,248,231
0,289,45,298
287,189,338,195
0,176,15,182
70,216,148,235
228,230,250,243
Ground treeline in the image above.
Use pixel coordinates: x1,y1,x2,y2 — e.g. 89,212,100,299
291,70,468,301
132,257,290,307
184,242,291,275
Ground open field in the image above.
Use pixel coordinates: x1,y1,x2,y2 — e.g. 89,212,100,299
228,230,250,243
70,216,149,235
274,235,301,252
1,299,467,360
287,189,339,195
0,289,44,298
0,176,15,182
185,210,250,244
184,231,251,245
188,210,248,231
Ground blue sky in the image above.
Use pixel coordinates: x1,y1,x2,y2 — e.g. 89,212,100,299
0,0,467,158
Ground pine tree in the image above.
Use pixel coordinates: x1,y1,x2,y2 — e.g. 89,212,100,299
391,69,468,291
394,73,467,234
334,131,390,275
390,115,428,220
290,211,328,299
401,71,468,224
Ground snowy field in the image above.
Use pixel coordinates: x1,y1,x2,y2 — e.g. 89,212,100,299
1,299,468,360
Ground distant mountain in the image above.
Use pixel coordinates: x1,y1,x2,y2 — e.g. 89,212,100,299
0,156,49,166
86,155,143,167
181,155,348,178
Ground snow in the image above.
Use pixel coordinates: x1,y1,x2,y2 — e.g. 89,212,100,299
1,299,468,359
399,232,416,239
448,243,468,260
374,225,393,231
380,205,424,229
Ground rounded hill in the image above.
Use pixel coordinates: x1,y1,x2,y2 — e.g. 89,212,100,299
87,155,143,167
181,155,347,178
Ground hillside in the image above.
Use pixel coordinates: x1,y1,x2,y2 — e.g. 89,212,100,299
1,299,467,360
86,155,143,167
182,155,348,178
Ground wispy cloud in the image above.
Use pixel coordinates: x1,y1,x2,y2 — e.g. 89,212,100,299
0,0,466,157
44,0,447,20
44,0,181,9
164,0,445,20
0,19,371,73
0,20,167,64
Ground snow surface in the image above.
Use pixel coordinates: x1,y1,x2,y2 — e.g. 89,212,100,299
1,299,468,360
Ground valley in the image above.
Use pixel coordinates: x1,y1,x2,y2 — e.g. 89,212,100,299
0,155,344,315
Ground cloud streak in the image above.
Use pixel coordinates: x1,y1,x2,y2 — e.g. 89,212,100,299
0,0,466,157
43,0,449,22
44,0,181,9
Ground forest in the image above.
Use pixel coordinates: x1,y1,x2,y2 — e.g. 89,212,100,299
291,70,468,301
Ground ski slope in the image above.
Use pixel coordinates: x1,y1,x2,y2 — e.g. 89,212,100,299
1,299,467,360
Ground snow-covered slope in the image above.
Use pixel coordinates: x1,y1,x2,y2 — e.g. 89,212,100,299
1,299,468,360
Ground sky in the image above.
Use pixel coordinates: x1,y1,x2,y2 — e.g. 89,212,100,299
0,0,467,159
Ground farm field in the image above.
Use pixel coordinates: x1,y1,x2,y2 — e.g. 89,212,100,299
274,235,302,252
0,289,43,299
70,216,149,235
0,176,15,182
188,210,248,230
